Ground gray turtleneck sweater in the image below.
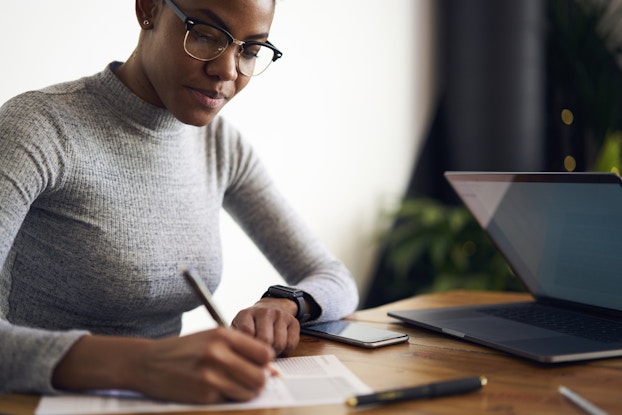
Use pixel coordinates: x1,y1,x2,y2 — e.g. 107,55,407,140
0,62,358,394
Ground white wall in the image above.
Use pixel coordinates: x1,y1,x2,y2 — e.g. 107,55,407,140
0,1,434,333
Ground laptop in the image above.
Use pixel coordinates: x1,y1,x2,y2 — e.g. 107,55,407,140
388,171,622,363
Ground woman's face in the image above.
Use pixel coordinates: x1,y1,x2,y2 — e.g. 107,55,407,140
127,0,275,126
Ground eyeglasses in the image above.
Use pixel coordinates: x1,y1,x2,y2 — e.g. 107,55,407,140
163,0,283,77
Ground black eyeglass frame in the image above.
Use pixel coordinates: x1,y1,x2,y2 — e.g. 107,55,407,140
163,0,283,75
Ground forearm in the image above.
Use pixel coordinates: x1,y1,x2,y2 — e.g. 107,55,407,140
224,173,358,321
51,329,275,404
52,334,152,392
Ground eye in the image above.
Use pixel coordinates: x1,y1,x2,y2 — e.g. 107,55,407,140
191,25,225,49
241,44,262,60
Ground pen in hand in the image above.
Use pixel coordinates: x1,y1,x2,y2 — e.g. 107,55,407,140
182,267,228,327
182,267,281,377
346,375,487,407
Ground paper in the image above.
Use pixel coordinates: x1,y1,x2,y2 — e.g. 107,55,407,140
35,355,371,414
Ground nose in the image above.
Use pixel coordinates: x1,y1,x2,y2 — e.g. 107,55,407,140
204,44,239,81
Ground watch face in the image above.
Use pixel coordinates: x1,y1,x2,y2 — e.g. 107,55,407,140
290,290,304,298
264,285,310,322
271,285,303,297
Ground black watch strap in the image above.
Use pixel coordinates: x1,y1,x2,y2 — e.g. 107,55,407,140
261,285,311,323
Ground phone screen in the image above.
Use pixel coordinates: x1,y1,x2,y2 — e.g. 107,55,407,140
301,321,409,348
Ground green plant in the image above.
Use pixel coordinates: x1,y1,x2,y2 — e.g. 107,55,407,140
378,198,525,296
593,130,622,173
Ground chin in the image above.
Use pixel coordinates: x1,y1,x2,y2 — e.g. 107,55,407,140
176,111,219,127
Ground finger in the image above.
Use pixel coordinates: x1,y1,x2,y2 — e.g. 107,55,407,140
252,309,277,347
223,327,275,366
280,323,300,356
266,317,295,354
200,362,267,402
138,330,272,404
273,319,299,356
202,334,271,395
231,306,301,355
231,310,256,336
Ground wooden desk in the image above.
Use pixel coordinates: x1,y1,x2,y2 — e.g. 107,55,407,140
2,290,620,414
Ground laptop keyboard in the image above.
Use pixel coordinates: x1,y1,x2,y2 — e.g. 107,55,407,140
477,303,622,343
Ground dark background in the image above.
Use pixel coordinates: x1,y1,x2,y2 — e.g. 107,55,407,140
364,0,622,308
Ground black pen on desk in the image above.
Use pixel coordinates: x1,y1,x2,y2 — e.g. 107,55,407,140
346,376,487,407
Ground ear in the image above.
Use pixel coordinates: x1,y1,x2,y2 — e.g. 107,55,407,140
135,0,160,30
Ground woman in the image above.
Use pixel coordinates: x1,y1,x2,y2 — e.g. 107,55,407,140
0,0,358,404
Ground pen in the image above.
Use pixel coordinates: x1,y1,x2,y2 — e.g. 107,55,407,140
182,267,281,377
346,375,486,407
182,267,229,327
559,386,609,415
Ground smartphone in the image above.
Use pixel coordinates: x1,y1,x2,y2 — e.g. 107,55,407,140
301,320,409,349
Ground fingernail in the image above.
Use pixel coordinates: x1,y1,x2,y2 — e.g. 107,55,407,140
267,362,282,378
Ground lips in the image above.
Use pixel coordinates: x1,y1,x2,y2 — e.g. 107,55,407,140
190,87,227,109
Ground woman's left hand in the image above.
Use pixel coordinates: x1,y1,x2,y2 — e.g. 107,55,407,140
231,298,300,356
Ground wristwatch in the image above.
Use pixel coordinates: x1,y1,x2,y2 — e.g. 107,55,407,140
262,285,311,323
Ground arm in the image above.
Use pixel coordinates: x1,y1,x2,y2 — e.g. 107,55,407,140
225,181,358,320
52,329,275,404
228,180,359,354
219,123,359,353
0,94,86,394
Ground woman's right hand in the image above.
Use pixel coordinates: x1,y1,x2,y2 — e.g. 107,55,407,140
136,327,276,403
52,327,276,404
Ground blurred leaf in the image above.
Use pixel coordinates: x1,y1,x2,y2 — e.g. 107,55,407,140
378,197,524,294
593,131,622,173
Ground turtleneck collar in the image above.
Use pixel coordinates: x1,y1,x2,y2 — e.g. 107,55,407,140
88,62,189,137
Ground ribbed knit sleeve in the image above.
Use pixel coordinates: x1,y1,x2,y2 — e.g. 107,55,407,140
0,88,90,394
218,119,359,322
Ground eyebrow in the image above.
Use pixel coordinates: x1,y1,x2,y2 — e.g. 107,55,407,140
200,9,270,41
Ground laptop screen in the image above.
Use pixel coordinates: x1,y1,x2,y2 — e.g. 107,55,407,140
445,172,622,313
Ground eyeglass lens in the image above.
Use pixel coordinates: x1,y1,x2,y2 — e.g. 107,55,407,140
184,25,276,76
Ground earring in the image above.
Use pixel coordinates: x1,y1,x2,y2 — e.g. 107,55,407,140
143,20,150,25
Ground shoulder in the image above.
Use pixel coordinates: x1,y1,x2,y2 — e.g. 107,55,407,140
39,77,89,96
0,78,92,189
204,115,256,159
0,87,82,160
0,76,91,131
203,116,271,192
